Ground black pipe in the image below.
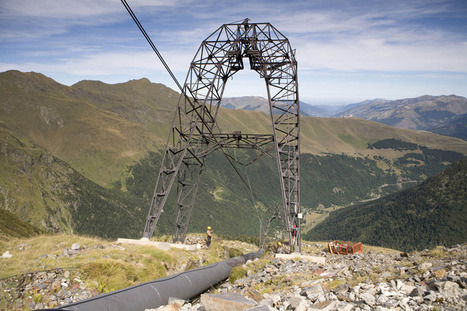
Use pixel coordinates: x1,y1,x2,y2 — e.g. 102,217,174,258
53,249,263,311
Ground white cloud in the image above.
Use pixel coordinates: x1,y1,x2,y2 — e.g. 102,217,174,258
0,0,176,18
297,39,467,73
0,49,192,76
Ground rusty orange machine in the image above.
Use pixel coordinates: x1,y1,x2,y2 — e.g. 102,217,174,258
328,240,362,255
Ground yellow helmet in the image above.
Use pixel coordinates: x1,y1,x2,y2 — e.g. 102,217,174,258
207,226,211,230
278,242,282,246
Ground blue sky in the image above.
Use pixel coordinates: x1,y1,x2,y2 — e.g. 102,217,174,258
1,0,466,105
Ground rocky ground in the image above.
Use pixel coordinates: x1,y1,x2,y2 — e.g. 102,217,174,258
1,241,466,310
158,243,467,311
0,242,109,310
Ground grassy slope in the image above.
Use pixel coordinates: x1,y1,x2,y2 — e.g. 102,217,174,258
1,70,466,189
0,124,148,238
0,234,258,293
0,71,174,186
0,125,75,232
0,209,43,241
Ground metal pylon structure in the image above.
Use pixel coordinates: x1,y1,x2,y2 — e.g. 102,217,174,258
142,19,301,253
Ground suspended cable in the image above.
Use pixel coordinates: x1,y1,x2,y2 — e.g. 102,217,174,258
223,149,260,203
120,1,268,218
120,0,184,94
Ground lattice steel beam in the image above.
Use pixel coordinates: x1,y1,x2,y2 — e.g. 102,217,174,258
143,19,301,253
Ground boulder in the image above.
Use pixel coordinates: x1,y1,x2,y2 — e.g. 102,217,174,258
201,293,256,311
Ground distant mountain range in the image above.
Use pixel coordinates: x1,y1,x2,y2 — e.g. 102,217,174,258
222,95,467,140
336,95,467,136
1,70,466,246
221,96,271,114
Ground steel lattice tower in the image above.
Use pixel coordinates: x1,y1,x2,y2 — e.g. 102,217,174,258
142,19,301,253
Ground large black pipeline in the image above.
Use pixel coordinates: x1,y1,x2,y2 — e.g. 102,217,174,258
52,249,263,311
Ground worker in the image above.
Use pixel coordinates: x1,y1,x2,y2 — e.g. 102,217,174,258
206,226,213,248
291,224,297,252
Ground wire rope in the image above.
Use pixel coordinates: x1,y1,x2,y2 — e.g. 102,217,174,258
120,1,271,213
120,0,184,94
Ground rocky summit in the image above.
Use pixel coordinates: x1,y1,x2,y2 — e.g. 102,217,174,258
155,243,467,311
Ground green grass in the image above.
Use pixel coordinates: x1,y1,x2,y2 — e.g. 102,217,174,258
0,233,260,295
0,209,43,242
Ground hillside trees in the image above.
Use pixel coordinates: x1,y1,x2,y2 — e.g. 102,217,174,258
305,159,467,251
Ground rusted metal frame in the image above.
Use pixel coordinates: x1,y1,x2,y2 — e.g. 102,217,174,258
262,52,290,68
239,24,300,253
143,82,204,237
144,40,227,239
173,23,281,242
275,126,299,142
173,143,206,242
191,133,274,158
257,43,283,61
184,81,217,134
276,150,300,252
196,65,229,133
285,159,300,253
172,144,209,242
268,84,295,104
172,131,213,242
204,23,229,43
172,39,235,241
145,21,300,250
192,41,233,107
144,139,196,239
143,96,199,238
195,133,274,146
272,108,299,126
272,117,299,151
260,61,293,84
266,78,290,247
268,94,293,248
266,54,300,253
143,25,229,240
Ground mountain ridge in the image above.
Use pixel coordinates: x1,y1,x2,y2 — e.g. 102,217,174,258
220,91,467,139
1,70,466,244
336,95,467,131
3,70,465,187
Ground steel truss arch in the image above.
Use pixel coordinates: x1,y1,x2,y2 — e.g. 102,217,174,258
143,19,301,253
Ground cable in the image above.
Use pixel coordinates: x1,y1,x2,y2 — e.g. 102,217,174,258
120,1,272,220
120,0,184,94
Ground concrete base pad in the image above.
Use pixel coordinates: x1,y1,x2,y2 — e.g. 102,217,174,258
117,238,200,251
275,252,325,264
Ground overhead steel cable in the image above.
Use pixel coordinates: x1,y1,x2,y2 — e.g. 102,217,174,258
120,2,273,229
120,0,184,93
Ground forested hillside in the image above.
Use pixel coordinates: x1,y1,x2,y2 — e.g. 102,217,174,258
0,125,146,238
305,159,467,251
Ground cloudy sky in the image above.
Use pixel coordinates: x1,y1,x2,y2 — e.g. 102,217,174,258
1,0,466,105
